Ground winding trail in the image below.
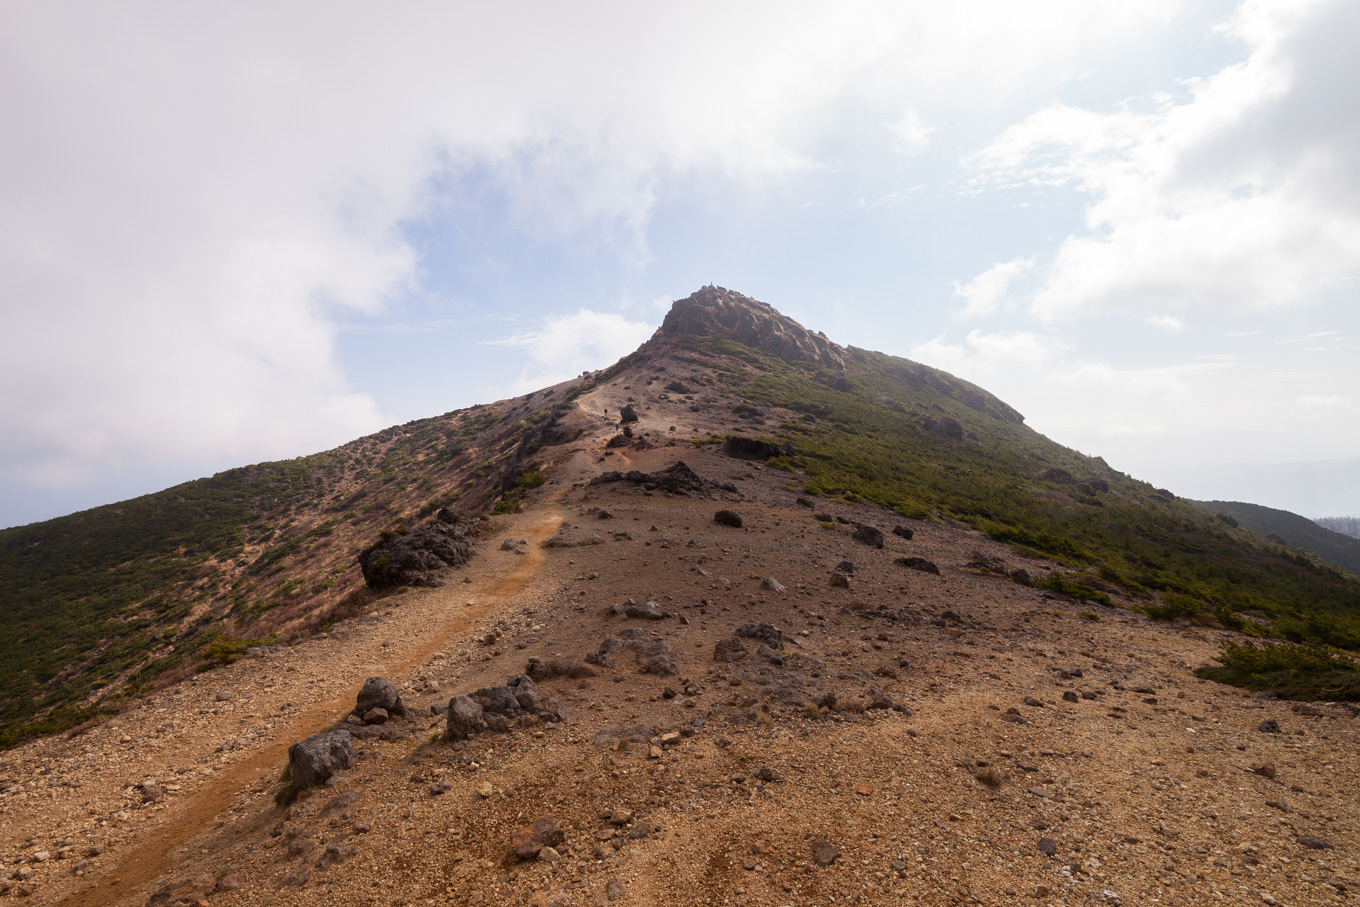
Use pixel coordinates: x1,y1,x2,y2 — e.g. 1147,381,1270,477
57,498,566,907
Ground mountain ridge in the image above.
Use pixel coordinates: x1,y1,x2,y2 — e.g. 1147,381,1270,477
1,287,1356,749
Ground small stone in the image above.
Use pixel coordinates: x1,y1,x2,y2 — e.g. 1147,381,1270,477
759,577,786,593
1062,691,1080,703
1296,834,1333,850
538,846,561,863
139,783,163,804
478,782,495,799
605,880,625,900
215,873,244,892
1038,837,1057,856
1258,718,1280,734
362,707,389,725
511,816,565,860
429,782,451,796
214,690,234,702
1251,761,1277,780
811,839,838,866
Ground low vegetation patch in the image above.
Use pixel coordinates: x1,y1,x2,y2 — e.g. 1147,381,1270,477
1195,641,1360,701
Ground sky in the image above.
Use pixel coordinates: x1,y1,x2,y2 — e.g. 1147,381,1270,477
2,0,1358,529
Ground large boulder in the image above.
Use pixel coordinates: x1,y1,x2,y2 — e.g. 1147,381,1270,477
353,676,405,718
713,510,744,528
288,730,355,790
852,524,884,548
445,695,485,741
619,404,639,423
358,508,473,590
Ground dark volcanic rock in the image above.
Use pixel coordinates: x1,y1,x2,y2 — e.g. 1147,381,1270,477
625,600,668,620
713,509,744,528
735,623,783,649
619,404,639,423
358,508,473,591
895,556,940,575
852,524,884,548
288,730,355,790
892,525,914,540
353,676,405,718
589,460,713,496
714,637,748,662
445,696,485,741
722,435,795,460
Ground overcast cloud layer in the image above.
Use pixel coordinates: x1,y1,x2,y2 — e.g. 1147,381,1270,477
2,0,1357,527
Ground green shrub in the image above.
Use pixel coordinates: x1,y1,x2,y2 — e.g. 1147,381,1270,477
1034,572,1113,606
1196,641,1360,701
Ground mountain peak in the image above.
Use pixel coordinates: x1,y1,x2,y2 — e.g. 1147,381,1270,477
659,286,845,370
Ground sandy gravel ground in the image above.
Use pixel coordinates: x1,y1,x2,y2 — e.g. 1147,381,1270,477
1,363,1357,907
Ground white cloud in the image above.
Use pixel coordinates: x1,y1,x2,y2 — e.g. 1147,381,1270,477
1298,395,1344,407
965,0,1360,321
886,110,934,158
951,256,1035,318
0,0,1214,521
1147,314,1186,331
487,309,654,395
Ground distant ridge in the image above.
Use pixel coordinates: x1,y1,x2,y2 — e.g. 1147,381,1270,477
1195,500,1360,576
1317,516,1360,540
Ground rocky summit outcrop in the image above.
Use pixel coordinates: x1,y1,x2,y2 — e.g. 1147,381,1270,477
659,286,845,370
358,508,473,590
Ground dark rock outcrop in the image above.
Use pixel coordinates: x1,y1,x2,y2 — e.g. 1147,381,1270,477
722,436,795,460
895,556,940,575
659,287,845,370
358,508,473,591
714,510,743,528
852,524,884,548
352,676,405,720
589,461,715,496
288,730,355,790
445,695,485,741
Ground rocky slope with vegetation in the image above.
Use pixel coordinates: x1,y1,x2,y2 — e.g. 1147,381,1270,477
0,287,1356,904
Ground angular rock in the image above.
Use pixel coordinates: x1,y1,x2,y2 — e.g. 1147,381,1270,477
358,508,473,591
354,676,405,718
619,404,639,423
714,637,748,662
512,816,566,860
759,576,786,593
895,556,940,575
625,600,668,620
1258,718,1280,734
852,524,884,548
445,696,485,741
362,707,388,725
287,730,355,790
1297,834,1333,850
811,839,839,866
892,525,914,540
